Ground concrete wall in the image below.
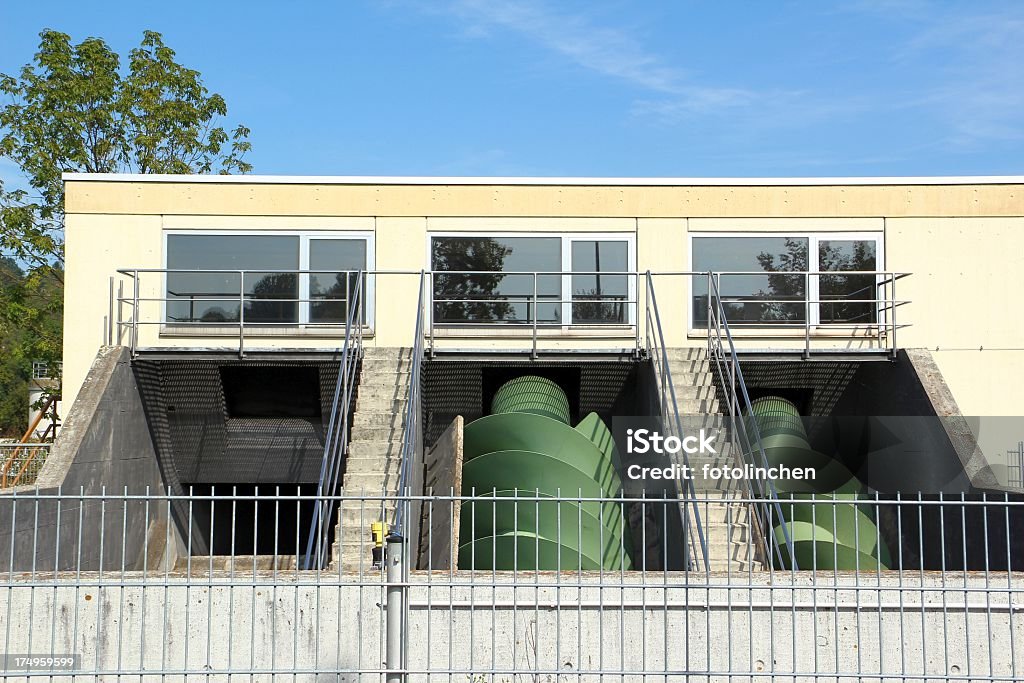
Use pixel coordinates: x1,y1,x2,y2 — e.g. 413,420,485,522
0,347,171,572
0,572,1019,680
61,177,1024,422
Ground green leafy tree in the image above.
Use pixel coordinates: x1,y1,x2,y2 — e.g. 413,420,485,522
0,29,252,414
0,257,30,437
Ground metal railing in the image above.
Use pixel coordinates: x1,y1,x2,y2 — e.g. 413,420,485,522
644,273,710,571
699,270,911,359
114,268,372,357
706,273,799,569
1,489,1023,680
112,268,909,359
303,272,364,569
391,272,427,540
426,269,641,359
0,444,50,488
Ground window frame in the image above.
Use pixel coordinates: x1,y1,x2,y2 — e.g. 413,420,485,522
686,231,885,331
162,229,376,329
426,231,637,328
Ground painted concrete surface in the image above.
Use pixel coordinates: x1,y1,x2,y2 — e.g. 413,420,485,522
1,571,1020,681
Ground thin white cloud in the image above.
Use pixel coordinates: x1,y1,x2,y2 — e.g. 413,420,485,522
920,13,1024,145
430,0,760,112
850,2,1024,146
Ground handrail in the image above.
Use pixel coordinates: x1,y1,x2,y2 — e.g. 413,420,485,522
644,272,709,571
303,271,365,569
391,272,427,539
112,268,909,361
706,272,798,569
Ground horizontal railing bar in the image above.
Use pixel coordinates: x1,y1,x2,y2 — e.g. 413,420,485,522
116,268,912,276
3,576,1023,591
2,492,1020,506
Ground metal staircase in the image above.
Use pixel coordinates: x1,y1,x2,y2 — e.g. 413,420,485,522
303,273,364,569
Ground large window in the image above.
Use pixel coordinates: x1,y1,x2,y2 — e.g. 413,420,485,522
690,233,881,328
165,232,372,326
430,234,633,326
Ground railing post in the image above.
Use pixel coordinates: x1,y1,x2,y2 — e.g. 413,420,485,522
643,273,650,353
706,272,713,360
238,270,245,358
385,532,406,683
117,279,124,346
634,272,641,355
131,270,140,358
428,271,435,359
804,272,811,360
532,272,538,360
890,272,898,360
107,276,114,346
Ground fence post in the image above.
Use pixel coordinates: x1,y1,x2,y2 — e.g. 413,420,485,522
385,532,406,683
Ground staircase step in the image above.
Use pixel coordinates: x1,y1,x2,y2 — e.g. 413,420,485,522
667,371,713,386
668,384,717,400
356,396,409,413
345,455,404,474
336,498,395,522
331,541,385,573
361,347,413,360
666,359,711,374
342,471,400,492
347,440,405,459
356,378,411,395
357,373,413,388
353,411,407,428
662,347,707,360
674,398,719,414
349,425,405,441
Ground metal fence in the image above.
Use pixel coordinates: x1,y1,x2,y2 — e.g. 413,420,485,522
1,489,1022,681
0,444,50,488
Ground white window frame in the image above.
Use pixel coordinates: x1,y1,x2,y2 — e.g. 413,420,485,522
162,230,376,329
426,232,637,328
686,231,884,331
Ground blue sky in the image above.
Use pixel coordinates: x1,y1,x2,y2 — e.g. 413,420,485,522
1,0,1022,180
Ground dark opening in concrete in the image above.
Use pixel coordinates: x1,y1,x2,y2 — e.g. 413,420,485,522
181,482,324,556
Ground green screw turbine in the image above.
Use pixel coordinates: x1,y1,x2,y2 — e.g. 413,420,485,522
748,396,891,570
458,376,634,570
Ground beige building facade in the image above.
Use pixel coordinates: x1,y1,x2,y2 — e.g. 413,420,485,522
62,174,1024,423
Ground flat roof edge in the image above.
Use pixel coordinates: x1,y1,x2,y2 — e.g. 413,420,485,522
60,173,1024,187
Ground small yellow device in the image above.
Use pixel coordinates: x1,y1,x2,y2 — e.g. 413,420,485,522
371,521,388,568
